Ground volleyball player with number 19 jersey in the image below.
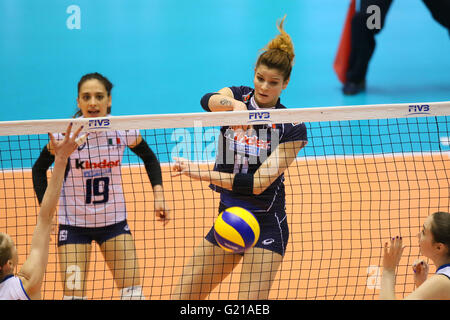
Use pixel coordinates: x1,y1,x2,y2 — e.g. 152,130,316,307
55,129,139,228
32,73,169,300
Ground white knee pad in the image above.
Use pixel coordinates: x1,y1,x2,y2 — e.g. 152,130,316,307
120,286,145,300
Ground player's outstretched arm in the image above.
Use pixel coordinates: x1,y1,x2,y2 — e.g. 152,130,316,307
380,236,404,300
172,140,306,195
18,123,84,299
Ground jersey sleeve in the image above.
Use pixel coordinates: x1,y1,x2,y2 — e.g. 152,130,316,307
280,122,308,144
122,129,140,146
229,86,253,101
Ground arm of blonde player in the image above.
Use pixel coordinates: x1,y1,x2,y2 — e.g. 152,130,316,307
207,87,247,113
153,184,170,225
208,87,250,131
18,123,85,298
172,140,306,195
252,140,306,195
379,236,405,300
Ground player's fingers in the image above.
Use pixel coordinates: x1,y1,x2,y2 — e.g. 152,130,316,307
400,243,405,256
413,260,422,273
391,236,398,248
72,124,84,140
48,132,57,148
391,237,399,255
173,157,188,163
415,260,428,272
75,133,88,147
161,210,170,220
395,237,403,253
389,237,395,250
383,241,389,256
171,171,182,177
171,162,182,172
63,122,73,141
157,210,170,224
391,236,401,247
233,125,248,131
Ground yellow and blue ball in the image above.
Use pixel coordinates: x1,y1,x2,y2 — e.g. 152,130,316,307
214,206,260,254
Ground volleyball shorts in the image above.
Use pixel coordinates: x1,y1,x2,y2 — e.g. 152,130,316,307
57,220,132,247
205,203,289,256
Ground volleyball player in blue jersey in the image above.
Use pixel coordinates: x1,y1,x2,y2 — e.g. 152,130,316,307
171,16,308,299
381,211,450,300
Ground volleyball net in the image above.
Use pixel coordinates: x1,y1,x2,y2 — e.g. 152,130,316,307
0,101,449,300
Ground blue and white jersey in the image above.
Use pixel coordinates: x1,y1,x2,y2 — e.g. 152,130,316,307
0,275,30,300
436,264,450,280
207,86,308,213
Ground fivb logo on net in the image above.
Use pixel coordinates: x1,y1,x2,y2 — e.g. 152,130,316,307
408,104,431,115
87,118,111,130
170,119,279,165
248,111,271,123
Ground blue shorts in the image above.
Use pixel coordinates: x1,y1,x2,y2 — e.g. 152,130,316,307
57,220,132,247
205,203,289,256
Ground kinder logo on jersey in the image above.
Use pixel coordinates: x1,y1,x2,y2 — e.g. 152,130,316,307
408,104,430,115
75,159,120,169
248,111,271,123
88,118,111,129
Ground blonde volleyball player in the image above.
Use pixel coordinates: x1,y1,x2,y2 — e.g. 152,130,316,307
32,73,169,300
1,123,83,300
380,211,450,300
171,16,308,300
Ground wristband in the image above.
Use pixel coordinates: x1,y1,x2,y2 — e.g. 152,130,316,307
232,173,254,195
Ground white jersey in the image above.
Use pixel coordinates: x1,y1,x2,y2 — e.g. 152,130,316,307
436,264,450,280
56,129,139,228
0,275,30,300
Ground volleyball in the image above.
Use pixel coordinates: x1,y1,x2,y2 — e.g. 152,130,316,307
214,207,260,253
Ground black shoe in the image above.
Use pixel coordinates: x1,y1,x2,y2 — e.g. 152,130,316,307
343,80,366,95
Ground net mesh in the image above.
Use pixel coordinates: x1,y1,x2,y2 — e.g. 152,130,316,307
0,102,449,300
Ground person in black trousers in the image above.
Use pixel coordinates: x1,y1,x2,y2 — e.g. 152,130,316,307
343,0,450,95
